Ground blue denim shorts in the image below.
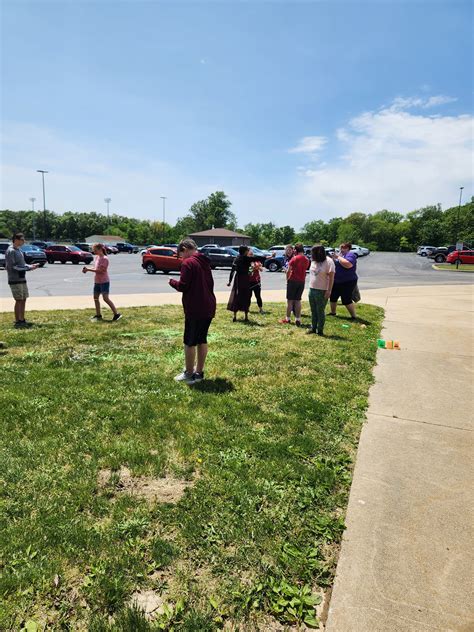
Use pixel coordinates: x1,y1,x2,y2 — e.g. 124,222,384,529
93,282,110,296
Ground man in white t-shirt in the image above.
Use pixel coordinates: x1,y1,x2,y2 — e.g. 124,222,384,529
307,245,335,336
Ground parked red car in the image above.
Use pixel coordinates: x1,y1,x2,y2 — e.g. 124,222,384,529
45,245,93,264
141,247,181,274
446,250,474,265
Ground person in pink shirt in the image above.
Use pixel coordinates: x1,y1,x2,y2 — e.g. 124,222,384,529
307,245,335,336
82,243,122,321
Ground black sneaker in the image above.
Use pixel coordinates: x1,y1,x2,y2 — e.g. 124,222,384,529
112,313,122,322
90,315,103,321
193,372,204,382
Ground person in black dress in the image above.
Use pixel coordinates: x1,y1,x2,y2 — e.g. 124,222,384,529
227,245,265,322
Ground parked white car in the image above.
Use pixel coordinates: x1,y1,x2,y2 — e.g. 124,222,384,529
140,245,158,256
417,245,437,257
350,244,370,256
0,242,8,268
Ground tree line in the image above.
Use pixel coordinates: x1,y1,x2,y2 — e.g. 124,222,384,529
1,191,472,251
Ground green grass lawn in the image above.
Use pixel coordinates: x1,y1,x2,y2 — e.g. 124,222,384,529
433,263,474,272
0,303,383,631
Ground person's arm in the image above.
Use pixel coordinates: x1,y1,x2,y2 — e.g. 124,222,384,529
12,250,34,272
169,260,192,292
335,253,354,269
325,270,335,299
83,256,100,273
228,261,237,286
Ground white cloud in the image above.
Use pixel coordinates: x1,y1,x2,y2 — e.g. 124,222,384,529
389,94,457,111
289,136,327,154
297,102,473,217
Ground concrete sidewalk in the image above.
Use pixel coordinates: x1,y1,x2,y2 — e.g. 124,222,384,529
326,284,474,632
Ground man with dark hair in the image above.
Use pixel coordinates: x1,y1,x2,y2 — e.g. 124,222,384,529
280,243,309,326
169,239,216,384
5,233,39,328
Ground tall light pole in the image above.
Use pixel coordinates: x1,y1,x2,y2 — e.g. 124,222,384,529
37,170,48,239
456,186,464,269
104,198,111,224
160,196,167,244
29,197,36,240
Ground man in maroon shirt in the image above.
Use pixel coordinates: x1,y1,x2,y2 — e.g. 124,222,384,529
169,239,216,384
280,243,309,326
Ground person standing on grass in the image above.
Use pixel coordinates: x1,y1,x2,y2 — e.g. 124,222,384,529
227,246,265,322
5,232,39,328
169,239,216,385
82,243,122,322
248,249,265,314
280,243,309,326
329,242,358,320
307,245,335,336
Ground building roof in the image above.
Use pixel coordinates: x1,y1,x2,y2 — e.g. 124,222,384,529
188,228,250,238
85,234,124,242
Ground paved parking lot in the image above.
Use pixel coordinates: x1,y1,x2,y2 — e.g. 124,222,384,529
0,252,471,299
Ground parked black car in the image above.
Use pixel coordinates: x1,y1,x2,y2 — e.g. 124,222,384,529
116,242,139,253
199,246,238,269
20,244,47,266
428,245,457,263
31,241,55,250
74,242,92,252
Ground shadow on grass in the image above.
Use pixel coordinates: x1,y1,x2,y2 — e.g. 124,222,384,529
193,378,235,393
331,315,372,326
229,319,265,327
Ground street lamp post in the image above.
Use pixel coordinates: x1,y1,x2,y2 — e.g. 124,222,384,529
104,198,111,224
37,170,48,239
160,196,167,244
456,186,464,269
29,197,36,240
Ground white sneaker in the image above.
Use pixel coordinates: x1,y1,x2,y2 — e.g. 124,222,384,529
174,371,195,385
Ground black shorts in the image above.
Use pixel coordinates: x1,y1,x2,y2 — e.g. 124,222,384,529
286,280,304,301
183,318,213,346
330,280,357,305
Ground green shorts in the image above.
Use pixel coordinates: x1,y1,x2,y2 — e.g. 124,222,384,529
9,283,29,300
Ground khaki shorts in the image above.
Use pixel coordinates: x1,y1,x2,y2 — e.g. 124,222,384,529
10,283,29,300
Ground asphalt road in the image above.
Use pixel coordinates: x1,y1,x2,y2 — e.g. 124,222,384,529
0,252,472,298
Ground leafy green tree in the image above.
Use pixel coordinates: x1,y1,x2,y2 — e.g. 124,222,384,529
299,220,328,244
188,191,236,231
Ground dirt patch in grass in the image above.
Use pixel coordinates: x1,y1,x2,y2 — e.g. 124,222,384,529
98,466,195,504
129,589,165,620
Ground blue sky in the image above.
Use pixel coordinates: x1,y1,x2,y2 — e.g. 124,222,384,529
1,0,472,228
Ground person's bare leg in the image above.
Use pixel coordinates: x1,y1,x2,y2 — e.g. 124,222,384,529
294,300,302,321
196,343,208,373
102,293,118,316
233,311,237,322
94,296,102,316
345,302,356,318
286,301,293,319
244,311,249,321
330,301,337,315
14,300,21,322
19,300,27,321
184,345,196,374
